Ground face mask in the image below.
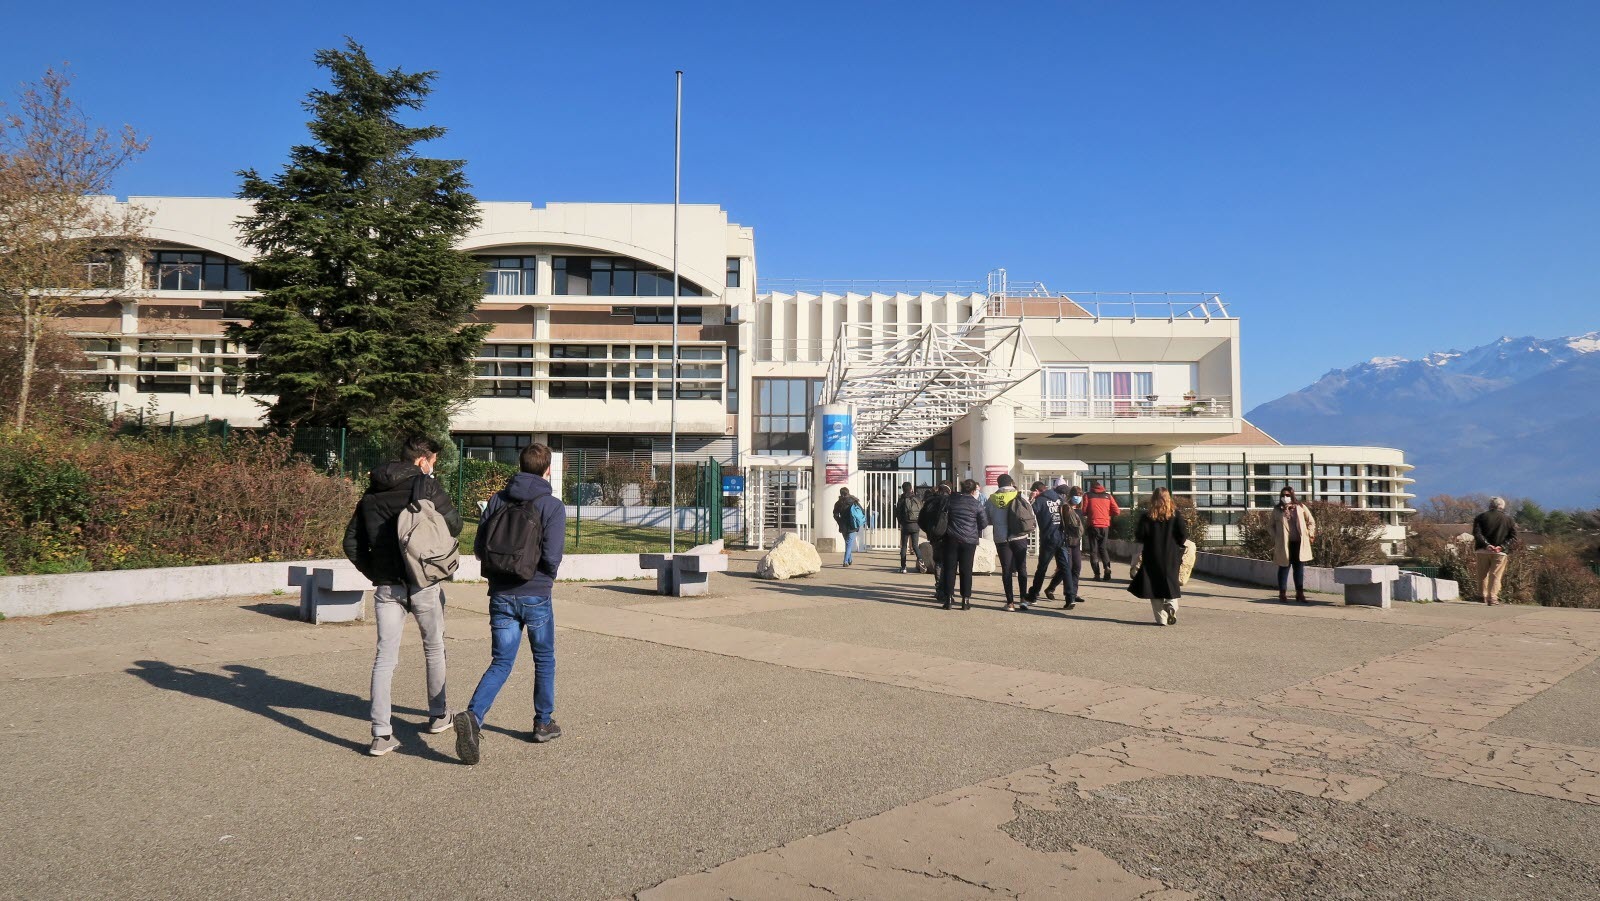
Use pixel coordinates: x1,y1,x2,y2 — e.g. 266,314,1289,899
1281,496,1293,505
1069,496,1081,506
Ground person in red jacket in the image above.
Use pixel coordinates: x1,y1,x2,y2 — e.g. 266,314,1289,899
1081,481,1121,581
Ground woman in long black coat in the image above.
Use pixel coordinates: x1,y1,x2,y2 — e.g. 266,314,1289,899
1127,487,1188,626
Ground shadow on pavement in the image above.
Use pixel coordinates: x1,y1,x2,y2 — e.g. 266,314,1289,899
125,660,457,761
241,601,302,620
726,568,1159,627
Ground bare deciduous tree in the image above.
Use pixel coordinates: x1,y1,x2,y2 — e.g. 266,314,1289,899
0,66,148,429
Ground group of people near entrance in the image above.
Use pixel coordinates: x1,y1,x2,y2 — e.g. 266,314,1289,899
343,436,565,760
832,477,1383,624
833,477,1184,623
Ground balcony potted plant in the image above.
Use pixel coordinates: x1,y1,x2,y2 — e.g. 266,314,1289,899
1182,389,1198,402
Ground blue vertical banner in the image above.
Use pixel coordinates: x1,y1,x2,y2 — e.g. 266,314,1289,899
822,414,853,452
822,412,853,485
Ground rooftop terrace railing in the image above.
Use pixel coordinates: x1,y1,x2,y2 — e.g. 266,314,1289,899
757,278,983,295
987,293,1233,321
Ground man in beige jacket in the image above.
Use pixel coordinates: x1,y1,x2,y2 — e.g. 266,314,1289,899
1269,487,1317,603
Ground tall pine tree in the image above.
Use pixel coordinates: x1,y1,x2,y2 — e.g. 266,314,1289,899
231,40,487,438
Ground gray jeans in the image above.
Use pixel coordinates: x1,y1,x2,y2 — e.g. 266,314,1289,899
370,583,447,737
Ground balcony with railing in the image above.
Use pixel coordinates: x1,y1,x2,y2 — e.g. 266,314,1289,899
1016,394,1234,421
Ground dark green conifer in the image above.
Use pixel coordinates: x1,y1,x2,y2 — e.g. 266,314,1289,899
231,39,487,438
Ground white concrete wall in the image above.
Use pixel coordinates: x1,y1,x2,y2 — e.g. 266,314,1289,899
0,556,655,619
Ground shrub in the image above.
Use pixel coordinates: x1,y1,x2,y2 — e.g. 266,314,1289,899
1236,501,1384,567
592,459,655,506
0,427,359,575
453,458,517,512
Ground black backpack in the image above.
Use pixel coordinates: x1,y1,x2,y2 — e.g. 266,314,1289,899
918,496,949,539
478,493,543,581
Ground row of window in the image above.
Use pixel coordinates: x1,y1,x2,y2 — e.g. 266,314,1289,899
77,337,251,394
133,251,743,298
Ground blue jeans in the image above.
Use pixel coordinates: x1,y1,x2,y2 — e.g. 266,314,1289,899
843,531,857,565
467,594,556,726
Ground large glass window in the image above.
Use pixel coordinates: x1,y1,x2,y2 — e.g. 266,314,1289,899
753,378,822,456
474,344,534,398
457,433,527,465
1092,371,1156,416
478,257,539,296
136,339,193,393
145,250,251,291
625,306,703,325
553,256,704,297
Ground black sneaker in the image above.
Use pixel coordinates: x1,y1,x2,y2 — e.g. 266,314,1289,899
1043,590,1056,601
533,720,562,743
453,711,481,765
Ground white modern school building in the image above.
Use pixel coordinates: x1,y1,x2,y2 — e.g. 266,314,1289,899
58,196,1414,551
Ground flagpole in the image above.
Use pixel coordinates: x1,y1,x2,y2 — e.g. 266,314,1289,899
669,69,682,555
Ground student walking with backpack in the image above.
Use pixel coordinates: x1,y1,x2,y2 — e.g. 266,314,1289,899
833,487,866,567
894,483,924,574
941,480,989,610
1081,481,1121,581
454,443,566,765
918,484,952,602
343,436,464,757
1025,481,1075,608
1043,486,1087,607
986,475,1036,611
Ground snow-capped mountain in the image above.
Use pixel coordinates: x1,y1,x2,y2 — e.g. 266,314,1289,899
1248,332,1600,506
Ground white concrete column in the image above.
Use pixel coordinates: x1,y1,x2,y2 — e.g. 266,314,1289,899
117,300,139,407
536,254,553,295
811,402,856,553
970,403,1017,490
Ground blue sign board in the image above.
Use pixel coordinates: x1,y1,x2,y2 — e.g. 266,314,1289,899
822,413,853,452
722,475,745,494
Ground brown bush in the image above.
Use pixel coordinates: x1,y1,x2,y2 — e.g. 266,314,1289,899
1236,501,1385,567
0,427,358,574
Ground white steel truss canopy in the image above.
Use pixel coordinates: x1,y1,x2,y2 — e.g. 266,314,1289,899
823,314,1038,461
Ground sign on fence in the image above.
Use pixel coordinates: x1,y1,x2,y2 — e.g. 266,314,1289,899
722,475,745,494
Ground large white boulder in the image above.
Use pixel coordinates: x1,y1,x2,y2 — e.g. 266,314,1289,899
757,533,822,580
972,538,998,575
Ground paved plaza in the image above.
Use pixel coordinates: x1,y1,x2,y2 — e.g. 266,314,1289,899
4,553,1600,899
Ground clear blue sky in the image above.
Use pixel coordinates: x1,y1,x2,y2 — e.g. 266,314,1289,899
6,0,1596,406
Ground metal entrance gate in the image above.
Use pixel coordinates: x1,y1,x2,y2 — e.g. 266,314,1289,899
750,467,812,550
857,470,914,550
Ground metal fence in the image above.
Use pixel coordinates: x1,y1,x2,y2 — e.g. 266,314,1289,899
108,415,729,549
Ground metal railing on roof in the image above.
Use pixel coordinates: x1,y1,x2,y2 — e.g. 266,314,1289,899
986,292,1233,321
757,278,983,296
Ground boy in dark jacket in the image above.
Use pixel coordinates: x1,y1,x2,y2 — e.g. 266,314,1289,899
343,436,464,756
1026,481,1071,607
454,443,567,765
894,483,924,574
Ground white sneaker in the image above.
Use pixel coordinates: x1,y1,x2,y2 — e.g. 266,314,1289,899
369,735,399,756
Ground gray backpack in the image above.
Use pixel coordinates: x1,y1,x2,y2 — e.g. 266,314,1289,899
397,476,459,587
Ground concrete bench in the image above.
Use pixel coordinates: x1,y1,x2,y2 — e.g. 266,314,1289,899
1333,565,1400,609
638,546,730,597
1394,571,1461,602
287,566,370,623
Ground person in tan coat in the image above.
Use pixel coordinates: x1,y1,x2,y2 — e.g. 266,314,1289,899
1269,487,1317,603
